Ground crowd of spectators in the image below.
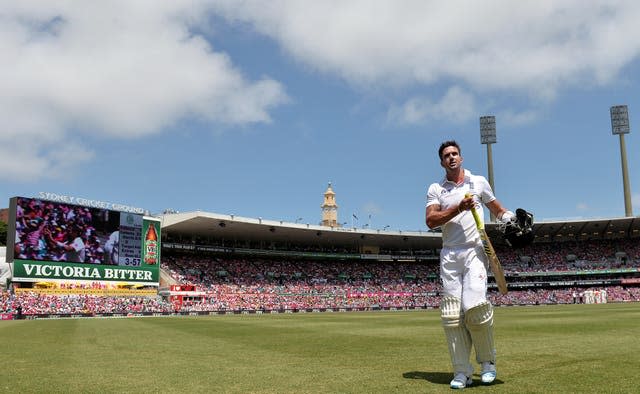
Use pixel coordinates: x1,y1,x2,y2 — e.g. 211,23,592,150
2,235,640,317
0,291,174,315
3,284,639,317
158,253,640,312
495,238,640,272
159,255,441,311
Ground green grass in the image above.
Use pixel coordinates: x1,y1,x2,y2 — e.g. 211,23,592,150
1,303,638,393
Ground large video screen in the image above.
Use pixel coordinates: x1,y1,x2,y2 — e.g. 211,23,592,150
7,197,160,285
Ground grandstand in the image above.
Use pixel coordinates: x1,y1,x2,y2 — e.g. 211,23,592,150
2,203,640,318
157,211,640,310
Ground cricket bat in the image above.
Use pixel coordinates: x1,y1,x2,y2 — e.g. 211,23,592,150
465,193,508,295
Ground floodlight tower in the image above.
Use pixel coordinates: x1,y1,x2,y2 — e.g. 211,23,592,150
610,105,633,217
480,116,497,222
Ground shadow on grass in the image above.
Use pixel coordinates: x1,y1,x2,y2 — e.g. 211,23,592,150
403,371,450,385
403,371,504,387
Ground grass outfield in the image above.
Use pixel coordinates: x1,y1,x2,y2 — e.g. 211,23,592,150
1,303,638,393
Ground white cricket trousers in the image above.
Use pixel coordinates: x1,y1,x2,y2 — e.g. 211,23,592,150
440,242,488,311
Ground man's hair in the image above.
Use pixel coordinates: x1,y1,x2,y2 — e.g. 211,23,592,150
438,140,461,160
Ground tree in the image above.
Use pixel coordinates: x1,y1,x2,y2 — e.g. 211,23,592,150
0,221,7,246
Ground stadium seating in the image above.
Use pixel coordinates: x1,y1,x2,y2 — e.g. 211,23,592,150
2,237,639,317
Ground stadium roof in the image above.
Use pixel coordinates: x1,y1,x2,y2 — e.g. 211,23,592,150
501,216,640,245
160,211,640,250
161,211,441,250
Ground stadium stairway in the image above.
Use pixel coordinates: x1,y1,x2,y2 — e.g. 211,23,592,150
159,267,179,290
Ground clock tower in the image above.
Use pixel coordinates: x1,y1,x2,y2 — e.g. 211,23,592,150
321,182,339,227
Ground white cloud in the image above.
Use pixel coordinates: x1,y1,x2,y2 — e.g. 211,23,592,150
387,86,476,125
5,1,640,179
498,109,541,127
0,1,288,179
212,1,640,90
210,0,640,121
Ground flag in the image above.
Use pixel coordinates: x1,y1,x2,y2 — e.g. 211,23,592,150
352,214,358,220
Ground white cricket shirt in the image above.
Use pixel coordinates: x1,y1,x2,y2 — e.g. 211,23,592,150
426,169,496,247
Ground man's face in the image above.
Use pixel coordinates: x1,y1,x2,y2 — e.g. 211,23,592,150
440,146,462,171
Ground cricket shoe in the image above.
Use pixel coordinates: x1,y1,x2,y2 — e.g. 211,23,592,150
450,373,473,389
480,362,496,384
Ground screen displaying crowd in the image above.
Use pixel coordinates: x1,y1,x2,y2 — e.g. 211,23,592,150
13,198,120,264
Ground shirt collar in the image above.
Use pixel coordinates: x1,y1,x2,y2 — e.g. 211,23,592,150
441,169,472,186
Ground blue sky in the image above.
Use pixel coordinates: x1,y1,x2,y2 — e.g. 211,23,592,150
1,1,639,231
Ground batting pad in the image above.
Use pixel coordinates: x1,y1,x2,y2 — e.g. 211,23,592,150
465,301,496,364
440,297,473,375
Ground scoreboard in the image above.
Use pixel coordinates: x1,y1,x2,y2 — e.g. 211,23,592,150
6,196,160,285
